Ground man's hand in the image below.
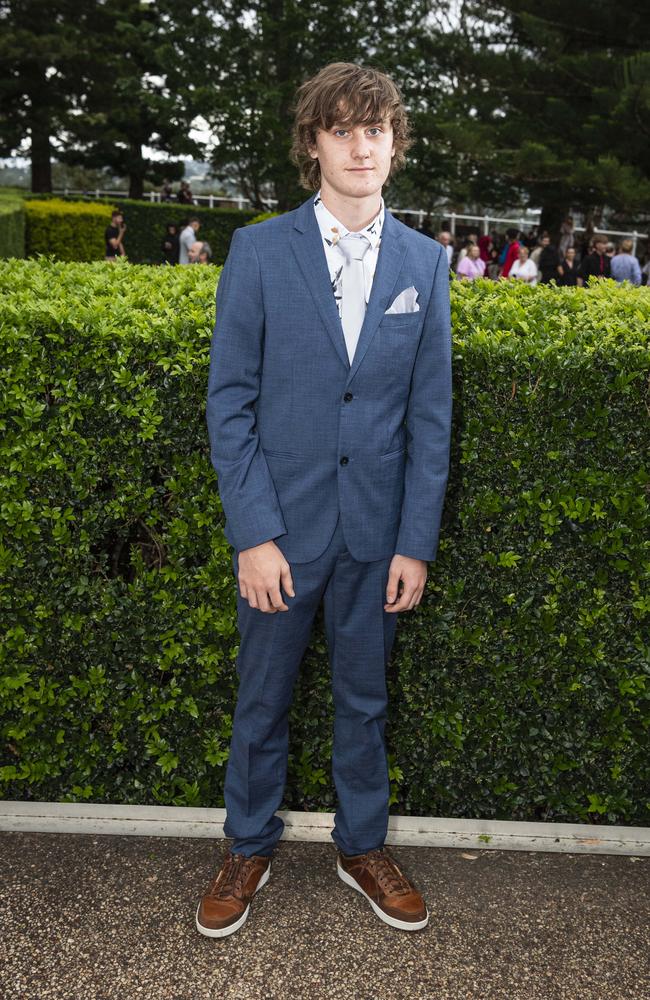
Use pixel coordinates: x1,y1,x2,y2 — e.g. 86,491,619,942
384,554,427,612
237,540,295,612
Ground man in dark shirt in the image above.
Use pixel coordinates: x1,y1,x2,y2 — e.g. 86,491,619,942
578,236,611,285
538,235,561,284
104,211,126,261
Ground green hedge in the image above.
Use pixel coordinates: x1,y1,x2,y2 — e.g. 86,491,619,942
25,198,116,263
24,195,258,265
1,260,648,825
0,197,25,259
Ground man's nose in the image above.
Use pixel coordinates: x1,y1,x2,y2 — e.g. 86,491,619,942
350,132,371,158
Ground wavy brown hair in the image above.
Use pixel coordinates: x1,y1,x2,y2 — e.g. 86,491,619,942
289,62,412,191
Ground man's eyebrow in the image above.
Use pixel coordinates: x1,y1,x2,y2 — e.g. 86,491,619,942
330,120,385,129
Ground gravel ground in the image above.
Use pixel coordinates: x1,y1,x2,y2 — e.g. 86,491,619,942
1,832,648,1000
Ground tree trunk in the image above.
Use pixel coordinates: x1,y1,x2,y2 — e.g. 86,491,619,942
30,116,52,193
539,203,571,244
128,143,145,199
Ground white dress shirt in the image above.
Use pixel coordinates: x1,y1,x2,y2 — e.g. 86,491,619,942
313,189,384,318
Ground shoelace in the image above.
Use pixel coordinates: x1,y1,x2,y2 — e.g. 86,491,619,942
363,848,413,896
208,852,257,899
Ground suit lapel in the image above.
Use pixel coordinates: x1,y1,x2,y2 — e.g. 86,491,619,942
290,196,350,371
289,195,409,380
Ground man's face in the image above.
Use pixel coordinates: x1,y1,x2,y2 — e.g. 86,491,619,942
308,109,395,199
114,215,123,226
541,236,550,246
188,240,202,263
594,240,606,253
438,232,450,247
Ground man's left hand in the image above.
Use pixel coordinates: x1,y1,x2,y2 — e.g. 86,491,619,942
384,554,427,612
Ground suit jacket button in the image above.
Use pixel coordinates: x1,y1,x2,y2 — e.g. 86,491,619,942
340,456,349,465
343,391,353,402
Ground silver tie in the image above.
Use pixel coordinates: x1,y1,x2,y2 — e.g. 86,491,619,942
338,233,372,364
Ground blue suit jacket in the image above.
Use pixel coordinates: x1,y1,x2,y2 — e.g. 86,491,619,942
206,193,452,563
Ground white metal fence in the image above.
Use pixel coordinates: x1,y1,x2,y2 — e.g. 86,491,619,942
55,189,649,255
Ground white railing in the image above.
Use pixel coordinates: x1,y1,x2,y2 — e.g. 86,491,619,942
56,188,262,211
54,190,649,255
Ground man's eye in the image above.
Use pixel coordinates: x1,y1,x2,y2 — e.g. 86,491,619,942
368,127,383,135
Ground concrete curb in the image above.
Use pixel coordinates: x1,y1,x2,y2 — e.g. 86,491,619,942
1,801,648,856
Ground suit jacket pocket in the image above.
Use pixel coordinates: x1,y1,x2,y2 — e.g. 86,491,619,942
262,447,302,462
380,311,422,328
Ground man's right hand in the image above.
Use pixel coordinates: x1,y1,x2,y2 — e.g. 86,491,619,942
236,540,295,612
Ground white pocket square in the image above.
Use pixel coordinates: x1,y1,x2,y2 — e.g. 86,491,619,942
385,286,420,313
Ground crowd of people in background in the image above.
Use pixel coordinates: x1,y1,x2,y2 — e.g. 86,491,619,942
104,210,213,265
395,213,648,286
161,217,213,265
105,205,648,281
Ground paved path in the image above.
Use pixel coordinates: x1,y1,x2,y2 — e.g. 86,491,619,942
1,832,648,1000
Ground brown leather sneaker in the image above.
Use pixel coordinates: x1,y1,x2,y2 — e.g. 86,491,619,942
196,849,271,938
337,846,429,931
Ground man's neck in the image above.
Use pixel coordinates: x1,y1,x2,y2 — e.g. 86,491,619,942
319,183,382,233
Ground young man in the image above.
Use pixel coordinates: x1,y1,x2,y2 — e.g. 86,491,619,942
201,61,452,938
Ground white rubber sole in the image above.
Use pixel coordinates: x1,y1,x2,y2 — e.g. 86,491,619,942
337,861,429,931
195,861,271,938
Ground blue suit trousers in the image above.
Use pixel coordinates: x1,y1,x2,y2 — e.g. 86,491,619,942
223,511,399,857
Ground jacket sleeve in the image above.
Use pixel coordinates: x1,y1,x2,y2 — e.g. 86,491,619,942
205,226,288,551
395,243,453,562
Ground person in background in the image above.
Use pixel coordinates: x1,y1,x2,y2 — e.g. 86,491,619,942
179,217,200,265
577,236,611,285
522,226,539,251
610,239,642,285
436,230,454,268
486,246,501,280
198,241,213,265
557,246,579,286
529,233,545,269
559,216,575,258
537,234,561,284
104,210,126,262
499,228,520,277
478,232,493,267
160,180,174,202
177,180,194,205
456,243,485,280
188,239,213,264
188,240,203,263
509,244,538,285
641,254,650,286
161,222,179,265
456,233,478,267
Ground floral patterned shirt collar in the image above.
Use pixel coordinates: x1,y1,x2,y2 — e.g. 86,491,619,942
312,189,384,251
